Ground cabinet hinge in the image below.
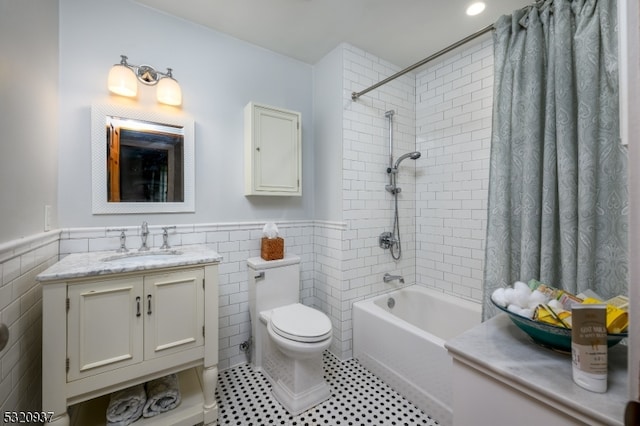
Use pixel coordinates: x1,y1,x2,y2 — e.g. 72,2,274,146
203,278,205,290
66,298,70,312
297,121,300,130
66,358,70,373
202,326,205,338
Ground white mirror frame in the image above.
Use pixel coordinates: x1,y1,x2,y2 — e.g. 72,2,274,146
91,103,195,214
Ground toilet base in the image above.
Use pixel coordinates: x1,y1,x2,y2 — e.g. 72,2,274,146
257,325,331,415
272,378,331,416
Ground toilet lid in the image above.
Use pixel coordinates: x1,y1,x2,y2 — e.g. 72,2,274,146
270,303,332,343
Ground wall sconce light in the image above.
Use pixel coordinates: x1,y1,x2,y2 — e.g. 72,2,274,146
107,55,182,106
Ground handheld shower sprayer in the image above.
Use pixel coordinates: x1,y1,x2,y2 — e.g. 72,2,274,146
387,151,422,174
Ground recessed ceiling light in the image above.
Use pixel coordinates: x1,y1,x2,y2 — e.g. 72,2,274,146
466,2,486,16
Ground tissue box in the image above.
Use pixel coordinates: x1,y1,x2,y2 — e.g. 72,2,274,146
261,237,284,261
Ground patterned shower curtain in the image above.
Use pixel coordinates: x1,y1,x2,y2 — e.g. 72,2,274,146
482,0,628,319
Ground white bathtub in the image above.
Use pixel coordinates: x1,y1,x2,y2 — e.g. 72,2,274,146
353,285,481,426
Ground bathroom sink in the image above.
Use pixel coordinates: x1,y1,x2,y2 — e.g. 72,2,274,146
101,250,183,263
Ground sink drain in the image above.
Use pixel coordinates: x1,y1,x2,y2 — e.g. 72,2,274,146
387,297,395,309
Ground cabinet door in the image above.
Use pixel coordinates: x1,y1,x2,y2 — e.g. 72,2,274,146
244,102,302,196
67,277,143,381
144,269,205,359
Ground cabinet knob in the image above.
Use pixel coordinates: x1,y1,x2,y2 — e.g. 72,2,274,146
256,147,260,151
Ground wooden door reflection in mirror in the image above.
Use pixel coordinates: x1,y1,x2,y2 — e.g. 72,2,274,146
106,117,184,203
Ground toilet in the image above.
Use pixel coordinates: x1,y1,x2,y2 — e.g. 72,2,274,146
248,255,333,415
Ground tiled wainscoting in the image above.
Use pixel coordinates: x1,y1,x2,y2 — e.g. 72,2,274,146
59,221,319,370
56,218,418,369
0,232,59,418
58,220,358,370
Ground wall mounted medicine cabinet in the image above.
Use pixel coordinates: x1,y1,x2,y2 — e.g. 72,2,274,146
244,102,302,196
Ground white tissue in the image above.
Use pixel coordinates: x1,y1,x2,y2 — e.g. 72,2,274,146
527,290,548,309
262,222,279,239
512,282,531,308
491,288,507,307
513,281,529,292
503,287,515,306
507,304,523,315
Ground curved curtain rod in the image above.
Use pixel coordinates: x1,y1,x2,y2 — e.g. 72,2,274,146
351,23,495,101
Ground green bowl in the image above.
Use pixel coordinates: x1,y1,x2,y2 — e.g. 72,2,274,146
492,299,627,353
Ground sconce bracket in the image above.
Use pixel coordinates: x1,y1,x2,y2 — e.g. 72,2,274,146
136,65,159,86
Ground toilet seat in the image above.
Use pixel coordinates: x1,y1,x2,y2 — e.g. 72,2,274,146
269,303,332,343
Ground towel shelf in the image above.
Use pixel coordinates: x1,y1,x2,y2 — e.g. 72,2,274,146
69,367,204,426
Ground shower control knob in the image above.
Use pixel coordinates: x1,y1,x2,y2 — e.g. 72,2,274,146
379,232,395,250
387,167,392,174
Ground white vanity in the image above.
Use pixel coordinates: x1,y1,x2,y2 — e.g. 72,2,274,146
37,245,222,426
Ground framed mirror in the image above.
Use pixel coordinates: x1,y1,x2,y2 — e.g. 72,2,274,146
91,103,195,214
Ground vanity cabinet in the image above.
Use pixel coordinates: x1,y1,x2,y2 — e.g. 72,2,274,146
66,269,205,382
39,254,220,426
244,102,302,196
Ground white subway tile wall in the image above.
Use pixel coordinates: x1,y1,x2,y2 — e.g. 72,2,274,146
415,37,493,302
0,233,59,419
338,44,417,360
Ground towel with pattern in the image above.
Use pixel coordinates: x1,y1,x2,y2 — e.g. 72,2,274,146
106,383,146,426
143,373,181,418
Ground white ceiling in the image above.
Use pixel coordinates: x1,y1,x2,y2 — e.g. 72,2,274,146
134,0,531,69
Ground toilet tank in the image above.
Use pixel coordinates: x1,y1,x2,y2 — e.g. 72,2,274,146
248,255,301,319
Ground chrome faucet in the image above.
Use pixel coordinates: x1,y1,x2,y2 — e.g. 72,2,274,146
107,228,129,253
139,221,150,251
160,226,176,250
383,273,405,284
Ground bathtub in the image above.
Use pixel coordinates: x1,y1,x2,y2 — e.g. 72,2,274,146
353,285,481,426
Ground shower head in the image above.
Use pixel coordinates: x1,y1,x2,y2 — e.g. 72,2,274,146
391,151,421,171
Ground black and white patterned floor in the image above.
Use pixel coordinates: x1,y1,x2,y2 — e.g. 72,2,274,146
215,352,439,426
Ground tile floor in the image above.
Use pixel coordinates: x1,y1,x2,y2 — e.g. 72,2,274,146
215,352,439,426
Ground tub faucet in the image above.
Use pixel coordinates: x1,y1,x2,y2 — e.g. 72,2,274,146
383,273,404,284
139,221,150,251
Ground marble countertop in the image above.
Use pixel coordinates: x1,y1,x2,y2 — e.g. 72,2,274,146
36,244,223,282
446,314,627,426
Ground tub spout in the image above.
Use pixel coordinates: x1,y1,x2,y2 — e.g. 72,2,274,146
383,273,404,284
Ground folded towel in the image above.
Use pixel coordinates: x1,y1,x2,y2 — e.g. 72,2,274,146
143,373,181,418
106,383,146,426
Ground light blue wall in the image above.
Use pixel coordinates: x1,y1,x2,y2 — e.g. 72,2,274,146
0,0,59,243
57,0,315,228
